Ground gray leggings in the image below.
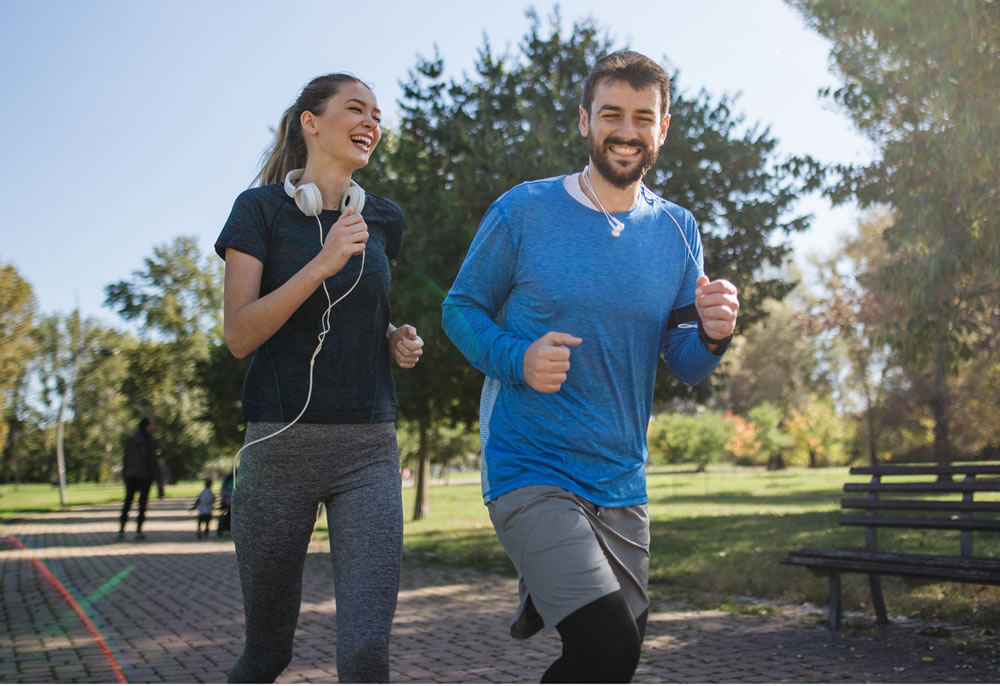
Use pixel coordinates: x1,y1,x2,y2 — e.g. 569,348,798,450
228,422,402,683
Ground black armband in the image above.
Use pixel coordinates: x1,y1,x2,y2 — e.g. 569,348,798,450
697,320,732,351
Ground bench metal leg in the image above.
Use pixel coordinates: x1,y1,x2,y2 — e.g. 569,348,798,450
869,574,888,624
828,573,842,631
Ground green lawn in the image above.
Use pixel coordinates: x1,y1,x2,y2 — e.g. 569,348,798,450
396,467,1000,629
4,468,998,627
0,481,205,519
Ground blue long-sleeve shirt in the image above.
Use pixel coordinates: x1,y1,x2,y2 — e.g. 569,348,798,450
442,176,724,507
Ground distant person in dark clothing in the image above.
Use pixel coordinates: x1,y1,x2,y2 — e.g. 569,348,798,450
156,457,169,499
218,470,235,536
118,417,161,541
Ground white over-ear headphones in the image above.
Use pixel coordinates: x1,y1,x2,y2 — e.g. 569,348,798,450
283,168,366,216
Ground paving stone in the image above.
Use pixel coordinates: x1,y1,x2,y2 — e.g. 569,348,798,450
3,496,1000,682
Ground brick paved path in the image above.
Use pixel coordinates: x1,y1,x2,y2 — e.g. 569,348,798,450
2,496,999,683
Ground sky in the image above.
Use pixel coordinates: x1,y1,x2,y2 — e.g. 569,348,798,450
1,0,876,326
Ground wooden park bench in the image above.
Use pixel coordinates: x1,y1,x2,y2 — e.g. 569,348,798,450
780,463,1000,630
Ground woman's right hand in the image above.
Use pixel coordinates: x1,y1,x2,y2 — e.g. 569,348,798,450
317,208,368,277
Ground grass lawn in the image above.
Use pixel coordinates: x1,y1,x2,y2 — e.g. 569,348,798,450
5,467,998,628
0,481,206,519
396,466,1000,629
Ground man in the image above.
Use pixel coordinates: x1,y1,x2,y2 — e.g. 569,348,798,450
118,417,161,541
442,51,739,682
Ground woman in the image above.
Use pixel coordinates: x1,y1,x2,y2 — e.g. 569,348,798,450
215,73,423,683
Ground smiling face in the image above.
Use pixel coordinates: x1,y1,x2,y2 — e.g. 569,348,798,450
579,79,670,189
301,81,382,171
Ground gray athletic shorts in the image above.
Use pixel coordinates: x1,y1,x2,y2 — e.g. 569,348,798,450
487,484,650,639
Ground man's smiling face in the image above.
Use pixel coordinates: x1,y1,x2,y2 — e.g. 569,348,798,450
579,79,670,189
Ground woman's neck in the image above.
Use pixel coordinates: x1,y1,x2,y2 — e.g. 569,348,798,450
300,159,353,211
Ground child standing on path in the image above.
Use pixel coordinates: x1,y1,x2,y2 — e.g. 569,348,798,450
192,478,215,539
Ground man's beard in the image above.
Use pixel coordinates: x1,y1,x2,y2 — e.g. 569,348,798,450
588,134,659,190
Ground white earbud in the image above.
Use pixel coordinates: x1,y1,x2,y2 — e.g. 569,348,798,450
284,169,366,216
582,165,625,238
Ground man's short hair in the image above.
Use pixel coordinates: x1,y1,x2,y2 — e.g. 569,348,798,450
139,417,153,433
581,51,671,120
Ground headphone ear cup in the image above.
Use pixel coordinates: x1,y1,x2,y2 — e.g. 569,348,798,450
284,169,323,217
341,183,366,215
294,183,323,217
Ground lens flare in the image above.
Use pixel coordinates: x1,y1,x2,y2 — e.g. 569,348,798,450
3,534,129,683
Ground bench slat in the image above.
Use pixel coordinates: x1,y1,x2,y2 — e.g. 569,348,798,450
844,481,1000,493
840,515,1000,531
851,465,1000,476
781,550,1000,584
840,498,1000,513
784,548,1000,570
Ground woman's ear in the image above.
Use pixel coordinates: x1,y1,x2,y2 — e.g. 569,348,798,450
300,110,317,136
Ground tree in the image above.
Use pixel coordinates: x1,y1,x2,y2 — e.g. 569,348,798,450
808,210,902,464
747,402,792,470
104,236,225,478
32,312,127,492
0,263,36,461
725,411,760,466
647,410,733,470
370,9,822,517
788,0,1000,463
784,394,850,467
722,290,831,417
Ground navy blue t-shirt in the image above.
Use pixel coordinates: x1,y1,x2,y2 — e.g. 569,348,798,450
215,183,403,424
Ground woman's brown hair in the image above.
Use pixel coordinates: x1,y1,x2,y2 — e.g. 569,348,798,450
253,73,369,187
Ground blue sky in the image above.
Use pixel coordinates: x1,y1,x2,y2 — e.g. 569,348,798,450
1,0,874,324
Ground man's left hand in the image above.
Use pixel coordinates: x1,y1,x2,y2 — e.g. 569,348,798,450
389,325,424,368
695,275,739,346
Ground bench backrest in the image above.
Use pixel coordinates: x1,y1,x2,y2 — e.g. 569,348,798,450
841,463,1000,557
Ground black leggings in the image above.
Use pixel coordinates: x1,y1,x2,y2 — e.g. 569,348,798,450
119,478,152,532
541,590,646,683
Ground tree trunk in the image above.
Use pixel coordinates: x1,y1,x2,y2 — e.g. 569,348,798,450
808,448,817,469
412,417,430,521
930,351,951,471
862,376,878,466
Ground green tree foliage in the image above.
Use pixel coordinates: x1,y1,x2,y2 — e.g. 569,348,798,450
721,290,831,417
809,210,902,463
647,410,734,469
105,236,223,343
0,263,36,459
29,313,130,483
747,402,792,470
363,10,822,515
788,0,1000,462
104,237,226,478
784,393,850,467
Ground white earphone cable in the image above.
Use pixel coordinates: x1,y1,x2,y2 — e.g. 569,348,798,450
583,166,705,330
230,214,365,487
582,166,705,280
582,165,624,237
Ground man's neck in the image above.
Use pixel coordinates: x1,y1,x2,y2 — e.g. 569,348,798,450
582,164,641,213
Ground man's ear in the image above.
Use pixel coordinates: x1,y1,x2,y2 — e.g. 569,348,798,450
658,113,671,145
578,105,590,138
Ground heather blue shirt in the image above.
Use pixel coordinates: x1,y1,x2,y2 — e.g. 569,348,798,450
215,183,403,424
442,176,724,507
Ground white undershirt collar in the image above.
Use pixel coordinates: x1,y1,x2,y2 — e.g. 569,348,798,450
562,173,642,213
